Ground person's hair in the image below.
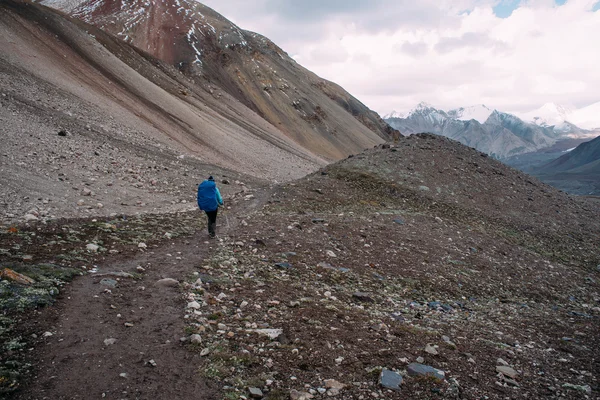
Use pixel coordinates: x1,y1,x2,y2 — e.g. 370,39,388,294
208,176,214,181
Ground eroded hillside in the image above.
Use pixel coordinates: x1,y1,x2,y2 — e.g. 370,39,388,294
0,0,328,223
42,0,399,160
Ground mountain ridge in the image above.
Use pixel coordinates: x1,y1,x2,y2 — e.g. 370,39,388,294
41,0,399,160
385,103,596,159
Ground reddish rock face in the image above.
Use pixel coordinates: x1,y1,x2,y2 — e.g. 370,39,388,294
48,0,399,161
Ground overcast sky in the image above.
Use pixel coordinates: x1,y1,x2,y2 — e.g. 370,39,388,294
199,0,600,116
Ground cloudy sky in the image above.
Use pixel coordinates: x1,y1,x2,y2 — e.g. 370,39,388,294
200,0,600,116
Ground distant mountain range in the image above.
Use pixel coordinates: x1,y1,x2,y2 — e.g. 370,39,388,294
385,102,598,159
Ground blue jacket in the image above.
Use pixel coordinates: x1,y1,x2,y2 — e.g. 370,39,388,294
197,180,223,211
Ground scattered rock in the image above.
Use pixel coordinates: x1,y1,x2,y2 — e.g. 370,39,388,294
104,338,117,346
190,334,202,344
407,363,445,380
274,262,292,269
99,278,117,288
86,243,100,252
290,390,314,400
496,366,518,379
562,383,592,394
138,242,147,249
24,213,38,221
425,343,439,355
249,329,283,339
326,250,337,257
324,379,346,390
379,369,402,391
155,278,179,287
187,301,201,309
248,387,263,398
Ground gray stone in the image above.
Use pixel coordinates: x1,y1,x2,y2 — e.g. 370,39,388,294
562,383,592,394
496,365,518,379
379,368,402,391
248,387,263,398
190,334,202,344
99,278,117,288
155,278,179,287
393,219,404,225
407,363,445,380
274,262,292,269
104,338,117,346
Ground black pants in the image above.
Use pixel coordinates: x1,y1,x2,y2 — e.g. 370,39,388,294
205,209,218,237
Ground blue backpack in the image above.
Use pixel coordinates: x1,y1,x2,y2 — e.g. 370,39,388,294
197,180,218,211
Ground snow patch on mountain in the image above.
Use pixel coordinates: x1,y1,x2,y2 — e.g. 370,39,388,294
516,103,574,127
448,104,493,124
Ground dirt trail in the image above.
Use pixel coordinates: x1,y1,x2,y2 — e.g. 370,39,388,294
15,188,272,400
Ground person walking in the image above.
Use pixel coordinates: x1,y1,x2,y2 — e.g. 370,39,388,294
197,176,224,238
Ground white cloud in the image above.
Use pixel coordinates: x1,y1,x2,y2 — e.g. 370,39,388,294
200,0,600,115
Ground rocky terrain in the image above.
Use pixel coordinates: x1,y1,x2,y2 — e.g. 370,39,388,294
0,0,402,225
1,134,598,399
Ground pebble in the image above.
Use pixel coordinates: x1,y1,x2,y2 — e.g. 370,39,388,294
326,250,337,257
187,301,201,309
425,343,439,355
86,243,100,252
104,338,117,346
138,242,147,249
190,334,202,344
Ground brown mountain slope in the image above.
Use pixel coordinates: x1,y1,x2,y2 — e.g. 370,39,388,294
0,0,331,222
42,0,398,160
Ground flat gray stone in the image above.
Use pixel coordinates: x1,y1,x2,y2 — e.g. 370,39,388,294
155,278,179,287
496,365,518,379
407,363,445,380
99,278,117,288
379,368,402,391
248,387,263,398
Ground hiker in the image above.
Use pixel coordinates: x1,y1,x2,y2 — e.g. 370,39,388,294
197,176,224,237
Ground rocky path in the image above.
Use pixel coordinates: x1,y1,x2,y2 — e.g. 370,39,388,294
15,188,271,399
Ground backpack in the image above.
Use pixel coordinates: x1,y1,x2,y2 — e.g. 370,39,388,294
197,180,218,211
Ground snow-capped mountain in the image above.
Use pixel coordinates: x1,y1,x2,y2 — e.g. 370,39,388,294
516,102,600,132
384,103,587,159
516,103,574,127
